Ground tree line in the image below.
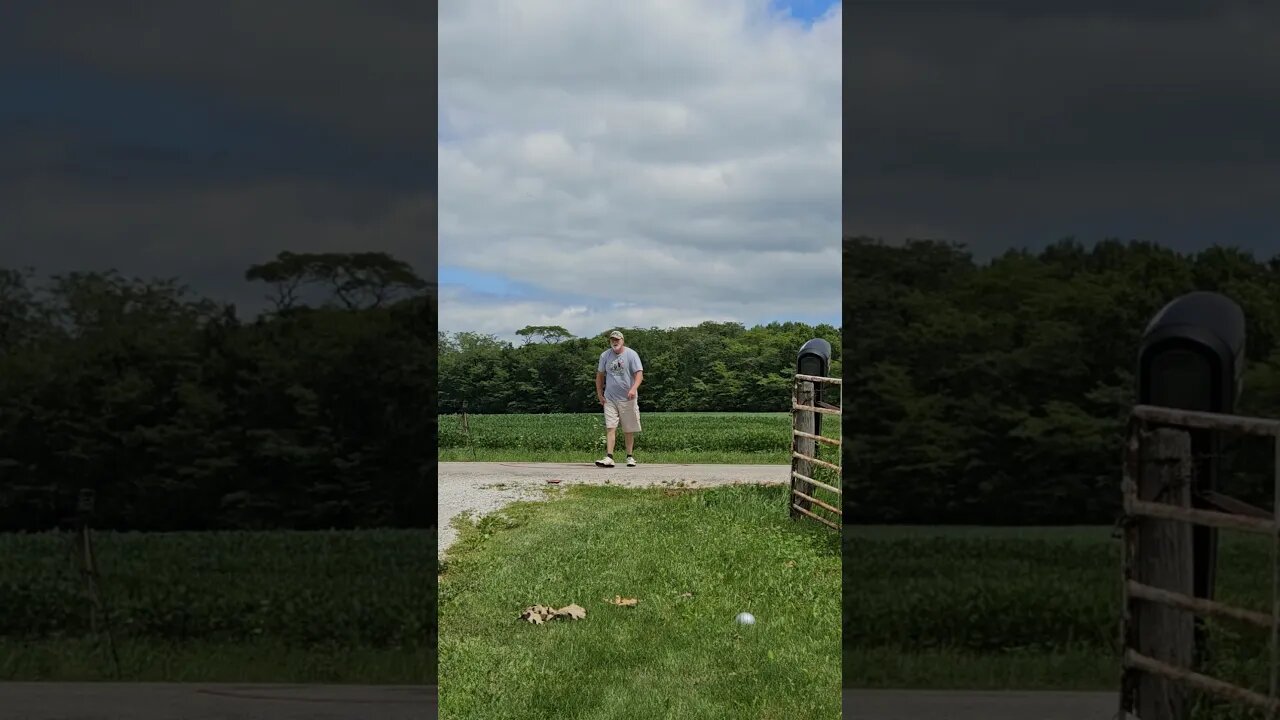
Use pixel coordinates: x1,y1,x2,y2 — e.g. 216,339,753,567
844,236,1280,525
0,252,434,532
438,321,842,415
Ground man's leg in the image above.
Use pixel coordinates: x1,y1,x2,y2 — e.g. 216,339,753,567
597,403,619,466
623,400,639,466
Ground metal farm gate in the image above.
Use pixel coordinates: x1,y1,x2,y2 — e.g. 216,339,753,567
1120,404,1280,719
789,372,842,530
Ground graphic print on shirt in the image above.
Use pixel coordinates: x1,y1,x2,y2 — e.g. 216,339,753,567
608,355,627,384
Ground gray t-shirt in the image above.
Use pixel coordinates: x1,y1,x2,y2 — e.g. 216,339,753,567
597,347,643,402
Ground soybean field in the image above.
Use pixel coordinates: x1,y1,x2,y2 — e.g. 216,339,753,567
0,530,435,683
844,526,1274,699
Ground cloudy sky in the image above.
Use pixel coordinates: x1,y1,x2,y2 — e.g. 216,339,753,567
438,0,842,341
0,2,434,312
846,1,1280,261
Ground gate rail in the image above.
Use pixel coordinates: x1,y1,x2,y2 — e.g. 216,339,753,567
790,373,841,530
1121,404,1280,718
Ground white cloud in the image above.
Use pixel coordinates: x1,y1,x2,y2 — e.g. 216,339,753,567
439,0,841,336
439,286,731,341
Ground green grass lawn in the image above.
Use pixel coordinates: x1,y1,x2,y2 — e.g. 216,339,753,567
0,529,435,683
845,525,1274,699
439,484,842,720
437,412,840,466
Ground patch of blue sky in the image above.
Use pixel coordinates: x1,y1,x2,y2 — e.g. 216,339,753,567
438,265,601,307
769,0,840,26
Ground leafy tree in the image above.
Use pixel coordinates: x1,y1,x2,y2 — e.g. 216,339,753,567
246,251,428,312
0,254,432,532
843,236,1280,525
515,325,573,345
437,321,842,415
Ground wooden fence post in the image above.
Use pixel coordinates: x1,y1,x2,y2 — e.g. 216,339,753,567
794,380,815,515
1136,427,1196,720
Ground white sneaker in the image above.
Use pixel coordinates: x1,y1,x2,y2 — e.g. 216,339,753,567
626,456,637,467
595,456,615,467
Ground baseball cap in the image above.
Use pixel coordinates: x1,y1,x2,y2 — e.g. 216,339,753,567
609,330,624,340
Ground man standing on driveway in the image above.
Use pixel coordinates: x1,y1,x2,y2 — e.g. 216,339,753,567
595,330,643,467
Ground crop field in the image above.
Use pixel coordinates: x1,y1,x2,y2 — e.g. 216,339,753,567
0,529,435,682
844,526,1274,702
437,411,841,464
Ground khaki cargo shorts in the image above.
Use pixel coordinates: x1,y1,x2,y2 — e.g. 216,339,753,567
603,398,642,433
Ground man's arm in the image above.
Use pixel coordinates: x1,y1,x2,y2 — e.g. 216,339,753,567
596,371,606,403
627,352,644,398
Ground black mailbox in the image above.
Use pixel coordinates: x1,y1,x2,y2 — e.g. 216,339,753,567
1139,291,1245,416
1137,291,1246,623
797,338,832,436
797,338,831,378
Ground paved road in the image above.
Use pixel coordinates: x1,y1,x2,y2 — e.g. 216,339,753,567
1,683,1126,720
438,461,789,556
844,689,1125,719
0,683,436,720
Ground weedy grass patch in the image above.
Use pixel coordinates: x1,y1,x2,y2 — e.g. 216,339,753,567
439,483,841,720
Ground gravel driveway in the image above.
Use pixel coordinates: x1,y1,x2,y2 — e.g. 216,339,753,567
844,689,1124,719
437,462,789,557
